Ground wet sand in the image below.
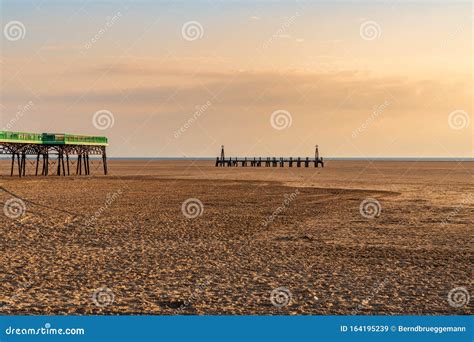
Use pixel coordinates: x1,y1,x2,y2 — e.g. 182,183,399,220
0,160,472,315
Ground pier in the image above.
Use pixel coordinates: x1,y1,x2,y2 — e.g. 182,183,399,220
0,131,108,177
215,145,324,167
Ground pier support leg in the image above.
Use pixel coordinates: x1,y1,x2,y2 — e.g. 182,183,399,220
17,153,22,178
35,153,40,176
41,154,45,176
57,152,61,176
22,152,26,176
77,154,82,175
42,153,48,176
86,154,90,175
66,153,70,175
61,152,66,176
10,153,15,176
103,149,108,175
46,153,49,176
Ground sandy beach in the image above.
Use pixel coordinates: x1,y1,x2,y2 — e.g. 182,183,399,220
0,160,472,315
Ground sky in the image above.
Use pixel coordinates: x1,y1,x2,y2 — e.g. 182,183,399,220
0,0,472,158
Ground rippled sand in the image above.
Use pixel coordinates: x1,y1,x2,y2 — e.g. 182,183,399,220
0,160,472,315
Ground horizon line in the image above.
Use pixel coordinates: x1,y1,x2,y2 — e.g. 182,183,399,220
105,157,474,161
0,157,472,161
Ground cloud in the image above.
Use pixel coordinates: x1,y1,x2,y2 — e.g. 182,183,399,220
40,44,83,52
1,65,470,157
11,65,468,116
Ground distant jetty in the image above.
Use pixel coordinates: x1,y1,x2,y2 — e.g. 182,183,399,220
215,145,324,168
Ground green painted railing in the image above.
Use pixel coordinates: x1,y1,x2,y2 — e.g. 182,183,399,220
0,131,108,146
0,131,43,144
64,134,108,145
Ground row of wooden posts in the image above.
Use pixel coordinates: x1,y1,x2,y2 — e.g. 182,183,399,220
216,156,324,167
215,146,324,168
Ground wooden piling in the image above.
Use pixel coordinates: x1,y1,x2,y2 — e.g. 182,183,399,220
214,145,325,168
